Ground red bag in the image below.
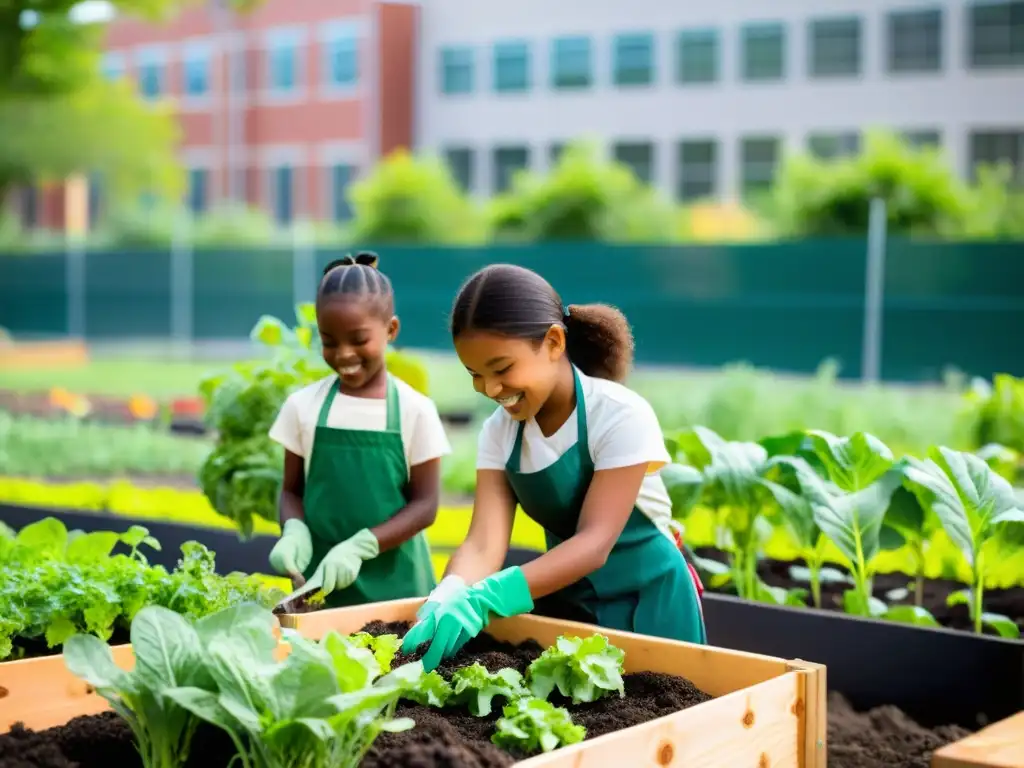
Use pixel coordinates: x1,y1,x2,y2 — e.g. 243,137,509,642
673,527,705,599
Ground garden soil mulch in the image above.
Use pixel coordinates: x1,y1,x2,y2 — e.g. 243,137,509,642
0,621,974,768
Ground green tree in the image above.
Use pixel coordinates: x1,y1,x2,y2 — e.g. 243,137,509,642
0,1,256,206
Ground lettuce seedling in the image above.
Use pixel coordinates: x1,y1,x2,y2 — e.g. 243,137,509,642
449,663,529,717
64,603,278,768
347,631,401,673
526,634,625,705
385,659,454,708
903,446,1024,637
491,697,586,755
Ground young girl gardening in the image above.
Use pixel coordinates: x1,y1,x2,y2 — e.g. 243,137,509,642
403,264,706,670
267,252,451,607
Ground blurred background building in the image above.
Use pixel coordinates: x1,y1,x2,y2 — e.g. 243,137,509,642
35,0,1018,227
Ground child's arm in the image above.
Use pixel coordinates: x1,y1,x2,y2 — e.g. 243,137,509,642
278,449,305,524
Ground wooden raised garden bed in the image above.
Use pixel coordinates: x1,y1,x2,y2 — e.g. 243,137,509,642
279,597,827,768
932,710,1024,768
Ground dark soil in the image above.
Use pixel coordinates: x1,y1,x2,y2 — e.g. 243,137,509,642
695,547,1024,637
0,620,977,768
827,692,971,768
9,628,132,662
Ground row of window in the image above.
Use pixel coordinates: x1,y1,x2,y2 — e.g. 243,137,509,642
440,1,1024,94
441,130,1024,200
185,163,359,224
104,21,362,100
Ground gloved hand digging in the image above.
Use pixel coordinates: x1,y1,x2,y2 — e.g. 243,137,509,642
310,528,380,595
268,518,313,576
402,566,534,671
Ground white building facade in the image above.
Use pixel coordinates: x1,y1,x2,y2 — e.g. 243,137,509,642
415,0,1024,201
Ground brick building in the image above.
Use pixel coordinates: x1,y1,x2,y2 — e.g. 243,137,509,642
16,0,418,229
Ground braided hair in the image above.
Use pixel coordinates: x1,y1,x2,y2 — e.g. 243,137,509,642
318,251,394,318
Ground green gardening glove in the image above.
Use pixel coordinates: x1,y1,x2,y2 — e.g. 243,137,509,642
402,566,534,672
309,528,379,595
268,519,313,576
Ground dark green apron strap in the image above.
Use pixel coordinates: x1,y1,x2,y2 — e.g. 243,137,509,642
316,378,341,428
385,375,401,433
572,368,592,472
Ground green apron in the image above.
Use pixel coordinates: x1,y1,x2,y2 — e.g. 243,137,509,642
505,368,707,644
301,375,436,608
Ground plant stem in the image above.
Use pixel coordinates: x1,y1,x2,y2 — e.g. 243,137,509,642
912,540,925,608
972,551,985,635
808,559,822,609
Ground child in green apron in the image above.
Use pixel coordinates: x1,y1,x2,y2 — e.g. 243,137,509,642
267,252,450,607
403,264,706,671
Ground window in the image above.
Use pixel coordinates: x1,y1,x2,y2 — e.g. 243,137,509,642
676,29,719,84
440,46,474,94
970,130,1024,184
677,140,717,201
613,32,655,86
271,165,294,224
969,1,1024,68
903,129,942,148
444,147,475,192
136,49,165,99
742,23,786,81
740,137,780,196
809,17,862,77
267,30,300,94
808,132,861,159
183,43,211,97
613,142,655,184
187,168,208,214
102,52,125,81
494,41,529,92
549,142,567,167
887,8,943,73
552,36,592,89
492,146,530,194
323,23,360,89
330,163,356,221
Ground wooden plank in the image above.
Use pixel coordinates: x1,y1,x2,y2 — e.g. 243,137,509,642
0,645,134,732
932,711,1024,768
787,659,828,768
521,672,803,768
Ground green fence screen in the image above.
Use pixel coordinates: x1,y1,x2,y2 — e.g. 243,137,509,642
1,240,1021,382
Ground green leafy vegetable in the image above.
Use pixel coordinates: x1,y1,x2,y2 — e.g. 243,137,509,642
449,663,529,717
903,446,1024,637
526,634,625,705
383,659,454,708
491,697,586,754
348,631,401,673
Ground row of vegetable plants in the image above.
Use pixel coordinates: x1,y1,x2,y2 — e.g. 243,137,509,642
662,426,1024,638
0,516,283,662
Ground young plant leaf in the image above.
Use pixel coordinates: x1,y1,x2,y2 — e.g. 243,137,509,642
526,634,625,705
804,430,895,492
660,463,705,519
492,697,586,755
885,605,940,628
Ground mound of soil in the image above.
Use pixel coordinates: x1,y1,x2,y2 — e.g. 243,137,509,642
0,620,975,768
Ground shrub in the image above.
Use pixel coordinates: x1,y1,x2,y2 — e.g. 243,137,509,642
771,129,971,237
348,149,487,244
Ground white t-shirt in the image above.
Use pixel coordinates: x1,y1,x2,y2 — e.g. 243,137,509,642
476,368,674,537
269,375,452,477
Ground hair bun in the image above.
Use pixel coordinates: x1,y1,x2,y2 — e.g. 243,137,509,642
322,251,379,276
353,251,379,269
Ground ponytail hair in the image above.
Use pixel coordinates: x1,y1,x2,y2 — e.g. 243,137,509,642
450,264,634,382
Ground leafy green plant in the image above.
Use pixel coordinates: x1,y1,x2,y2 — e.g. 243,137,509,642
669,426,785,602
64,603,278,768
966,374,1024,454
492,697,586,755
385,659,454,708
347,631,402,673
449,663,530,717
526,634,625,705
0,517,281,660
903,446,1024,637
